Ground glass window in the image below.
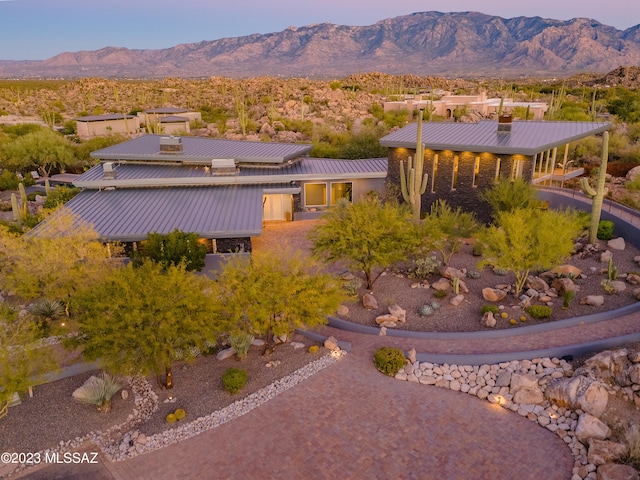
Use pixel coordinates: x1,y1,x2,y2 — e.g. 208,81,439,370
330,182,352,205
452,155,459,190
432,154,439,193
472,157,480,187
304,183,327,207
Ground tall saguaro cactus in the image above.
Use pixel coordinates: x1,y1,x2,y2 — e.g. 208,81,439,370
400,108,429,223
580,131,609,243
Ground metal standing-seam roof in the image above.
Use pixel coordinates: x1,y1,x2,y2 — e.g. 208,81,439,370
74,157,387,188
75,114,137,122
90,134,313,164
63,185,265,242
380,120,611,156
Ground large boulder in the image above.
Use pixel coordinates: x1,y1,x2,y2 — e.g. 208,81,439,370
588,439,628,466
545,376,609,417
607,237,626,251
627,164,640,182
548,264,582,278
513,387,544,405
362,293,378,310
388,304,406,323
431,278,452,292
596,463,639,480
375,314,398,325
582,349,632,386
440,266,466,280
552,277,579,294
526,276,549,292
482,288,507,302
510,373,539,394
575,413,611,444
581,295,606,307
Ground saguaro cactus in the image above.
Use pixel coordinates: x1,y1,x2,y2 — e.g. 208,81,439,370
400,108,429,223
580,131,609,244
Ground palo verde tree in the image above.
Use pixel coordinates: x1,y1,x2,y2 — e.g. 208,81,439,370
0,209,120,313
0,305,55,420
213,249,345,355
476,208,583,297
479,177,537,218
0,128,74,177
310,197,419,289
133,229,207,272
71,260,225,388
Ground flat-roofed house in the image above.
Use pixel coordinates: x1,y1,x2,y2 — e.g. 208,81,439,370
65,135,386,252
380,116,611,221
75,114,140,139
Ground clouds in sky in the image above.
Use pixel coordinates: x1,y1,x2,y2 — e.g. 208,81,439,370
0,0,638,60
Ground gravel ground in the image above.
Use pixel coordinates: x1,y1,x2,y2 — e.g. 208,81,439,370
342,238,640,332
0,334,322,457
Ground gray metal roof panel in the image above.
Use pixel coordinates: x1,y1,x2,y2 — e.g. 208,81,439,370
380,120,611,156
159,116,189,123
75,157,387,187
63,186,263,242
90,134,313,164
75,114,137,122
145,107,189,114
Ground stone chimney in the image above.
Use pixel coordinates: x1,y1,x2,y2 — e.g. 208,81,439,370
159,136,183,153
498,114,513,133
103,162,116,180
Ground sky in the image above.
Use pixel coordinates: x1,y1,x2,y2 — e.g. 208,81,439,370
0,0,638,61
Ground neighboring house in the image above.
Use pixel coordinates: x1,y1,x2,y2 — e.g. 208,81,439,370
380,116,611,221
75,114,140,139
384,92,548,120
139,108,202,133
66,135,386,252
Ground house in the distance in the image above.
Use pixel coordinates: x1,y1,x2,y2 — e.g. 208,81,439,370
380,115,610,221
67,135,386,252
75,114,140,139
384,92,549,120
139,107,202,134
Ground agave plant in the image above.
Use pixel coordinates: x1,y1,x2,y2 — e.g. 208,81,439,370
72,373,122,413
29,299,65,321
228,331,255,361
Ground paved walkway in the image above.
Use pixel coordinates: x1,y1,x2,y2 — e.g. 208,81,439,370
20,308,640,480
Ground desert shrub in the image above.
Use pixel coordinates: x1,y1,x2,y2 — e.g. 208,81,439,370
466,270,481,279
430,299,441,310
133,229,207,272
408,256,441,279
166,413,177,423
174,408,186,420
308,345,319,354
479,177,537,215
29,298,65,321
626,175,640,192
597,220,615,240
619,424,640,471
524,305,552,319
373,347,405,376
0,170,21,191
228,331,254,361
222,368,247,394
72,373,122,413
43,186,81,209
481,305,499,315
342,277,363,296
433,290,447,299
493,268,508,276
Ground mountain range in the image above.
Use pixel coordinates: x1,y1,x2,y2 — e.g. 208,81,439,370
1,11,640,78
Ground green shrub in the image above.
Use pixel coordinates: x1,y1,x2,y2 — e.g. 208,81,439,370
433,290,447,299
597,220,615,240
174,408,186,420
133,229,207,272
308,345,319,354
562,290,575,309
43,186,81,209
373,347,406,376
408,256,441,279
0,170,21,191
222,368,247,394
481,305,500,315
524,305,552,319
29,299,65,321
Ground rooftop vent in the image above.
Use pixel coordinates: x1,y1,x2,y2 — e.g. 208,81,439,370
497,114,513,133
103,161,116,180
159,136,183,153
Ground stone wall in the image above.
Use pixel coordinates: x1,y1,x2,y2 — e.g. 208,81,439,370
388,147,534,223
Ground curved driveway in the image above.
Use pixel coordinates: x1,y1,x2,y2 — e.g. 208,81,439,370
107,330,573,480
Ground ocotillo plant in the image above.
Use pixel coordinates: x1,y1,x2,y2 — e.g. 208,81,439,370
580,131,610,243
399,108,429,223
